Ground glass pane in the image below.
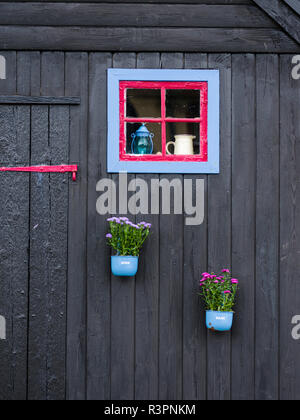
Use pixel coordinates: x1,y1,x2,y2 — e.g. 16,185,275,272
126,89,161,118
126,122,162,155
166,89,200,118
166,122,200,155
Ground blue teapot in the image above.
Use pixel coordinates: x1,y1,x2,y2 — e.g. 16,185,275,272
131,123,154,155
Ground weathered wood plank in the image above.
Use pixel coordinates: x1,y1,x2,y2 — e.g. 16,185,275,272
28,52,68,400
0,52,30,399
135,53,160,401
207,53,232,401
110,53,136,401
182,53,208,401
0,27,298,53
253,0,300,44
231,54,256,400
255,54,279,401
279,54,300,401
0,1,254,4
86,52,112,400
159,53,184,401
0,96,80,105
66,52,88,400
0,3,276,28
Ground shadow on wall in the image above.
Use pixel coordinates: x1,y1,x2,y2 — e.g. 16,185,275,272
0,55,6,80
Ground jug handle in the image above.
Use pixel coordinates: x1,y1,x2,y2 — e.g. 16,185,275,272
166,141,175,155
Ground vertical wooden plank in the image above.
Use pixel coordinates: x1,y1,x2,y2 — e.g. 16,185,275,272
0,52,29,400
231,54,256,400
28,102,50,400
28,52,68,400
255,54,279,401
207,53,232,401
159,53,184,401
110,52,136,401
279,55,300,401
182,53,208,401
135,52,160,401
86,52,112,400
65,52,88,400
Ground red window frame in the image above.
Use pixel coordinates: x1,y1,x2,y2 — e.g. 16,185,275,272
119,81,208,162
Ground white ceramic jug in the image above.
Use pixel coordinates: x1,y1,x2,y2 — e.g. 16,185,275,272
166,135,195,155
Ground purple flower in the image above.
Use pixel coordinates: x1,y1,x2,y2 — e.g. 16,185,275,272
120,217,129,222
106,233,112,239
222,269,230,273
145,223,152,229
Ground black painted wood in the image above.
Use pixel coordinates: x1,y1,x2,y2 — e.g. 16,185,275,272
0,3,276,28
110,53,136,401
207,53,232,401
66,52,88,400
135,52,160,401
159,53,184,401
0,96,80,105
253,0,300,44
279,55,300,401
255,54,279,401
182,53,207,401
0,26,298,53
231,54,256,400
86,52,112,400
0,52,30,400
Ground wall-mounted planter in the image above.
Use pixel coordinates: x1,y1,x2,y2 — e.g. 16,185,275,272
111,256,139,277
206,311,233,332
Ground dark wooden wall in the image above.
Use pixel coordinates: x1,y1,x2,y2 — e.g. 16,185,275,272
0,0,300,402
0,50,300,401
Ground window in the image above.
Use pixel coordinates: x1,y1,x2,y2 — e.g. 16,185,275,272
108,69,219,174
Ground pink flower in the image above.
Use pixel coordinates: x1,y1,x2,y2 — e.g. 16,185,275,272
224,290,231,294
200,283,205,287
216,277,222,280
200,277,207,282
202,272,210,277
213,280,219,284
222,269,230,273
231,279,239,284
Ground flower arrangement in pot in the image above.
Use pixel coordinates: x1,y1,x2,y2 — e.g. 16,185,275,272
198,269,239,332
106,217,151,277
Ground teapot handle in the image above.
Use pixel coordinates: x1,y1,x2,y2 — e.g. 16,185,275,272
166,141,175,155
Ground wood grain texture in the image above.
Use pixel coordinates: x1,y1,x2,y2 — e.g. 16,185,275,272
110,53,136,401
135,53,160,401
207,53,232,401
0,3,276,28
0,27,298,53
0,96,80,105
279,55,300,401
255,54,279,401
231,54,256,400
86,52,112,400
66,52,88,400
159,53,184,401
0,52,29,399
253,0,300,44
182,53,208,401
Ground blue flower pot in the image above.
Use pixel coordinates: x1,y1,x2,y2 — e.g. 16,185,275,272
206,311,233,332
111,256,139,277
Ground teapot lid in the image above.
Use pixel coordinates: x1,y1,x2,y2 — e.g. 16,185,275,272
135,123,151,136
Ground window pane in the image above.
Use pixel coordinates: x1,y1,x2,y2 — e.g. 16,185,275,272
126,122,162,155
166,89,200,118
126,89,161,118
166,122,200,155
